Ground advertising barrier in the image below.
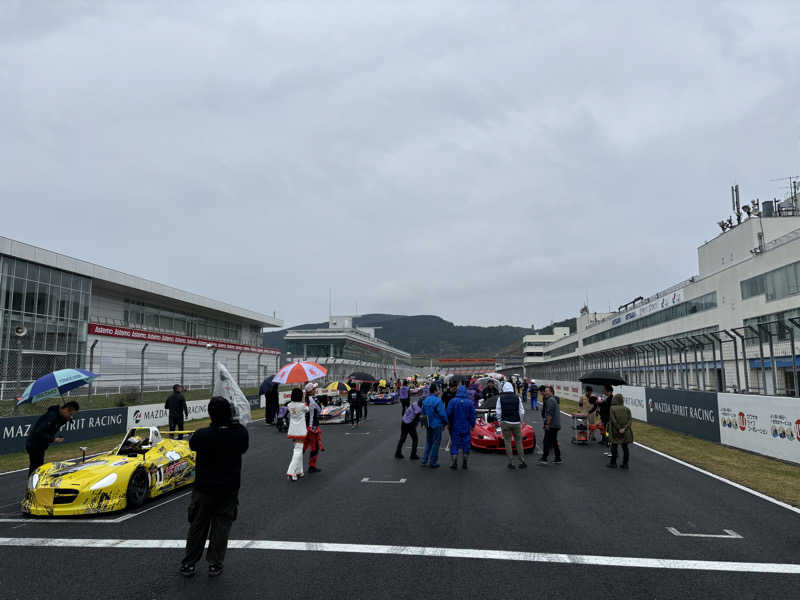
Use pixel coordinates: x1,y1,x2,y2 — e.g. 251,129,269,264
620,386,647,422
0,407,128,455
127,399,210,429
645,388,720,442
718,393,800,465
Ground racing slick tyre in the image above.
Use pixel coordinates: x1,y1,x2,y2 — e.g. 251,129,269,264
126,468,150,508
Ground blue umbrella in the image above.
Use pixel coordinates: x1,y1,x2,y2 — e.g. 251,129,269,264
16,369,98,406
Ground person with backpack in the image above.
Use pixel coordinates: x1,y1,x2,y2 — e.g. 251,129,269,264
395,396,422,459
495,382,527,469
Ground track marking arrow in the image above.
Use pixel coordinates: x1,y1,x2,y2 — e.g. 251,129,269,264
361,477,407,484
665,527,742,539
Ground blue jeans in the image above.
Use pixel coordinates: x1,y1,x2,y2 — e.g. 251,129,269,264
422,427,443,466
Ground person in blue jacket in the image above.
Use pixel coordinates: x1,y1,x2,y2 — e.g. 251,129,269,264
420,383,448,469
446,384,476,470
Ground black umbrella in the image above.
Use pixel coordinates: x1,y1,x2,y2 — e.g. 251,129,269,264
259,375,275,396
578,370,628,386
348,371,377,382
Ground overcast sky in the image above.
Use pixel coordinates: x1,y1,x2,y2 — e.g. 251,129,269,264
2,1,799,328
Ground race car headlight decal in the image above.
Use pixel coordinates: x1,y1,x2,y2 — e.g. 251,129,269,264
90,473,118,490
29,473,39,489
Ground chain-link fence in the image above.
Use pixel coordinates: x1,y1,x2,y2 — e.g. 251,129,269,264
0,342,280,415
528,319,800,397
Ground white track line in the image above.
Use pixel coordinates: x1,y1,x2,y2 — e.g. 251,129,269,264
0,537,797,574
0,450,110,477
633,442,800,516
557,410,800,517
0,490,191,524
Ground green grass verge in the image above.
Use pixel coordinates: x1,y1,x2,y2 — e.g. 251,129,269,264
1,387,260,416
558,398,800,509
0,408,267,474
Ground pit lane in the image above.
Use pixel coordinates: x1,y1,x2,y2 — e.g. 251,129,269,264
0,403,797,600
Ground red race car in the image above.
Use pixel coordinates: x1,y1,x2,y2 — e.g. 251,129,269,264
470,410,535,453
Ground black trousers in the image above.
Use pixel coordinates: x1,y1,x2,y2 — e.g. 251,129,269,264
352,403,362,424
183,489,238,566
169,414,185,439
541,428,561,461
610,443,629,466
27,446,45,475
396,422,418,456
362,400,368,419
401,399,410,415
265,400,278,424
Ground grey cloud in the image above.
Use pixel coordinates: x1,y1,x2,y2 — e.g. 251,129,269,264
2,1,799,328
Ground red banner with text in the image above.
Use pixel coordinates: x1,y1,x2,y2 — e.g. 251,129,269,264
88,323,281,355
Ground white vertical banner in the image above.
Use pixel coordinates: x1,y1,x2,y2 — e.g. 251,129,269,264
619,386,647,422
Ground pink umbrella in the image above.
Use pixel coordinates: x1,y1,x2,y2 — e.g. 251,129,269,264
273,361,327,384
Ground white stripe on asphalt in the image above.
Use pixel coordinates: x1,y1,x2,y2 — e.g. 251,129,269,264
666,527,742,539
633,442,800,517
0,490,191,524
0,537,797,574
557,410,800,517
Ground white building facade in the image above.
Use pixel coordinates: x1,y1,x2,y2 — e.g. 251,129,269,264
526,211,800,397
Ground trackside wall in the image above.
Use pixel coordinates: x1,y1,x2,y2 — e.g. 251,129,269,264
537,379,800,465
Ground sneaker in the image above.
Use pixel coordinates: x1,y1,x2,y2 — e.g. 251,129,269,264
179,564,196,577
620,464,629,470
606,463,617,469
409,454,420,460
518,462,528,469
208,563,224,577
308,466,321,473
429,464,440,469
507,463,516,470
394,453,404,459
553,458,563,464
420,461,428,467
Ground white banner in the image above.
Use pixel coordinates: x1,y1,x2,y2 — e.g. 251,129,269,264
718,393,800,465
610,289,685,327
126,400,210,429
620,386,647,422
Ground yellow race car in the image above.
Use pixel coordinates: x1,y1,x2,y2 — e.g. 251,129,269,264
22,426,196,517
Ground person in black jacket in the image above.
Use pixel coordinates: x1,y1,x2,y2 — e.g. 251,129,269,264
347,384,362,428
360,381,371,420
26,401,79,475
180,396,249,578
165,385,189,439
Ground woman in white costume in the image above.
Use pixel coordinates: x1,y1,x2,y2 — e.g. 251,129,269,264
286,387,309,481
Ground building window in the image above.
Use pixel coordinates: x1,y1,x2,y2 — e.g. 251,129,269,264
741,260,800,302
583,292,717,346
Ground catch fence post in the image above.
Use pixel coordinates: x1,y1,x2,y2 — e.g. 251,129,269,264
88,340,98,407
180,345,188,387
237,351,243,386
140,343,149,404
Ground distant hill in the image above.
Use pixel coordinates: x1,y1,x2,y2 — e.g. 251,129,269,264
262,313,536,357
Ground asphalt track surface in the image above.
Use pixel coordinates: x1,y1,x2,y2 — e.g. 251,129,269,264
0,402,797,600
